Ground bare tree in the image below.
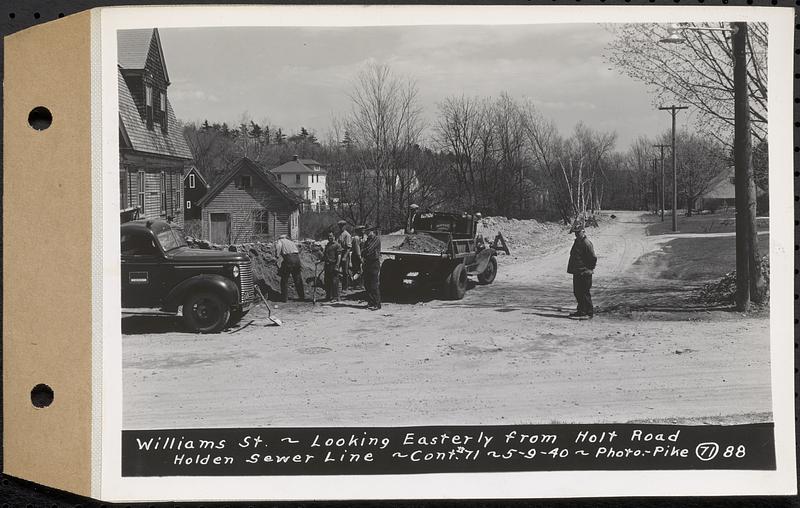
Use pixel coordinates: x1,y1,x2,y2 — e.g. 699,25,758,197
673,131,728,216
605,22,767,147
344,63,424,230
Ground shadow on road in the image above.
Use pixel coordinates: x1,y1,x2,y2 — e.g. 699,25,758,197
122,315,184,335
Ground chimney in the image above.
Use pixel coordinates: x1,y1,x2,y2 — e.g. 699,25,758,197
292,154,299,161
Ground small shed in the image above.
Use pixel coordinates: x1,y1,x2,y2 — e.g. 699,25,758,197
183,166,209,220
196,157,302,244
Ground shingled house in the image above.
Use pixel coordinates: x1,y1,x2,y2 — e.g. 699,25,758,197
118,28,193,225
196,157,303,244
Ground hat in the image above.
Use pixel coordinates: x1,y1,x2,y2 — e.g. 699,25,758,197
337,220,347,226
278,234,287,239
355,224,366,231
410,204,419,209
364,224,376,231
569,222,585,233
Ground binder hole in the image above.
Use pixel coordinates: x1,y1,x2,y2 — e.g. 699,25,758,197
28,106,52,130
31,384,53,408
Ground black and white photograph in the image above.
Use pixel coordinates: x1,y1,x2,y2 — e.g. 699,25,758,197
106,5,794,500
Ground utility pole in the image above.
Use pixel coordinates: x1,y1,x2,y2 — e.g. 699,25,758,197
732,22,764,309
658,105,687,232
653,144,669,222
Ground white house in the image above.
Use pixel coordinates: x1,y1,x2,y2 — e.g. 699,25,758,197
269,155,328,210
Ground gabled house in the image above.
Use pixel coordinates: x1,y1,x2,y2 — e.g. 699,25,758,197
118,28,193,225
269,155,328,210
184,166,209,220
196,157,303,244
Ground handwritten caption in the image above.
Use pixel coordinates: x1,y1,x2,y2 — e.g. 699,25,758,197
122,424,774,476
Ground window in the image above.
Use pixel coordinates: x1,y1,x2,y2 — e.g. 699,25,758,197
160,91,168,135
160,172,167,215
312,189,316,199
145,85,154,130
188,173,196,188
175,190,180,214
137,171,146,212
295,174,301,184
121,232,158,256
253,209,269,235
120,171,128,209
236,175,252,189
186,200,192,210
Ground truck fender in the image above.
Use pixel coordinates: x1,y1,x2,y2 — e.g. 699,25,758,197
164,274,239,311
470,248,496,274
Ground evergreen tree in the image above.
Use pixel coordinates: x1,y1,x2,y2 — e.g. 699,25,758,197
249,121,263,140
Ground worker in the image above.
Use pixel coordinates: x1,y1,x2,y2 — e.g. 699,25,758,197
275,234,306,302
361,224,382,310
323,231,342,302
336,220,352,291
405,203,420,234
350,224,365,288
566,221,597,319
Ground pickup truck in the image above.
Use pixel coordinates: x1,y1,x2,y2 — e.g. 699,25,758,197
121,219,254,333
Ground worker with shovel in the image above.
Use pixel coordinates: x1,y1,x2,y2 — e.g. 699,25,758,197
566,221,597,319
361,224,382,310
323,231,343,302
275,234,306,302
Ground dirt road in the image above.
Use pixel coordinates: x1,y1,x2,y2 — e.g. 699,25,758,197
123,211,771,429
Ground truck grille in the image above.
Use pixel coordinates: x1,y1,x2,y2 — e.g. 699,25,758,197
239,261,254,304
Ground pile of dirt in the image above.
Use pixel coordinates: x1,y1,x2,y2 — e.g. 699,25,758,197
476,216,562,251
696,255,770,306
185,237,324,300
396,233,447,253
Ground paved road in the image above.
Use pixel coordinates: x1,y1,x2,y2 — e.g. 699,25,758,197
123,211,771,429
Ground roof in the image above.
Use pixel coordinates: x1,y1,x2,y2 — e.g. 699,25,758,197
197,157,303,208
702,166,766,200
270,158,327,175
183,166,209,186
118,68,192,160
117,28,171,84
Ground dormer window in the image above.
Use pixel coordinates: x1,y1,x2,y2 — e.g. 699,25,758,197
160,91,168,134
145,85,154,130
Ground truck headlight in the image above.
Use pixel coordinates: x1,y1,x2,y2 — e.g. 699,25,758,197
233,265,240,278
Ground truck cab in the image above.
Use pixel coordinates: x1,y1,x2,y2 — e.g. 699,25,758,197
121,220,254,333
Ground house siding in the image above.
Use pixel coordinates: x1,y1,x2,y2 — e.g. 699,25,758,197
119,152,185,226
201,177,298,244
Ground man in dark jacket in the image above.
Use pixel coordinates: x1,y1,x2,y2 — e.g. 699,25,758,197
361,225,382,310
566,223,597,318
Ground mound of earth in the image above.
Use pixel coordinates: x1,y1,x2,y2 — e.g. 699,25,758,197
186,237,323,300
396,233,447,253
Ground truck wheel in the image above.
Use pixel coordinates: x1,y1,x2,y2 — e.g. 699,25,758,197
444,263,468,300
477,256,498,285
183,291,231,333
379,259,402,295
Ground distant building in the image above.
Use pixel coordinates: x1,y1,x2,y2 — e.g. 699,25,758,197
699,166,766,211
196,157,302,244
118,28,193,225
183,166,209,220
269,155,328,210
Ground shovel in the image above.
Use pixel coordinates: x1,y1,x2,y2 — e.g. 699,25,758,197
254,285,282,326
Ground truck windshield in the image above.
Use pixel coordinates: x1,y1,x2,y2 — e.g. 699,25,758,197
156,228,188,252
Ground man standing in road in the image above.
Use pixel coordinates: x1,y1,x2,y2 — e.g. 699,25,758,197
405,203,419,234
567,222,597,319
361,224,382,310
350,224,365,288
275,234,306,302
323,231,342,302
336,220,352,291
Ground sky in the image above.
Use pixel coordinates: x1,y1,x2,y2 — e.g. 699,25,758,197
155,24,697,150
